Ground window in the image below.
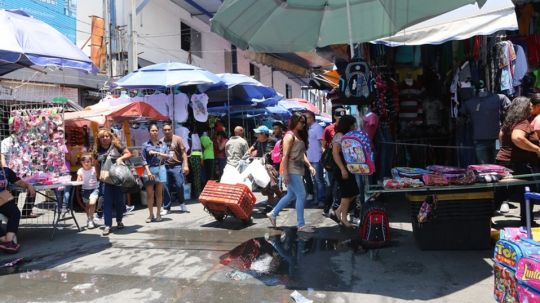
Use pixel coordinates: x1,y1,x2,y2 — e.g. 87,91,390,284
286,84,292,99
224,50,233,73
181,22,202,58
249,63,260,81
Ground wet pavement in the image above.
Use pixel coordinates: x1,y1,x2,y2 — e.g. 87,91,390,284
0,194,501,302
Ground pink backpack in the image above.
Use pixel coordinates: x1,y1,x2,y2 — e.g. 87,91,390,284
270,132,294,165
340,130,375,175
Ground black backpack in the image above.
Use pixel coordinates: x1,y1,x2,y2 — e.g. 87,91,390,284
359,201,391,249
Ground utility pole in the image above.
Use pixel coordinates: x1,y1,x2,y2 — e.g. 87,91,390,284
128,0,138,73
103,0,112,78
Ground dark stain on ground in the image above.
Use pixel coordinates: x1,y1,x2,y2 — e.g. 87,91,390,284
219,227,367,289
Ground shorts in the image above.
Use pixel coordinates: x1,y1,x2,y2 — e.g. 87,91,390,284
143,165,166,186
81,188,99,203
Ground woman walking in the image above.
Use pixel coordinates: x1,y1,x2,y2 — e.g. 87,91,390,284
267,112,316,232
141,123,168,223
94,129,132,236
332,115,360,228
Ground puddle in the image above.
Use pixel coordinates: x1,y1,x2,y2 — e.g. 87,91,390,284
219,228,362,287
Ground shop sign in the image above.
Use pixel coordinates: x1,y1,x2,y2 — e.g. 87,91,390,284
517,256,540,289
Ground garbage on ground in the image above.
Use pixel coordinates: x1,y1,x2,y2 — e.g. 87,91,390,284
290,290,313,303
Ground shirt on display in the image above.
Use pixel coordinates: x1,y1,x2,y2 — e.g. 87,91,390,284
423,99,443,126
461,93,501,140
145,93,172,117
172,92,189,123
175,125,190,152
191,93,209,122
130,124,149,147
191,133,202,151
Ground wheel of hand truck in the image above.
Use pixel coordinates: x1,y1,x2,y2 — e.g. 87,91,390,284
213,213,225,221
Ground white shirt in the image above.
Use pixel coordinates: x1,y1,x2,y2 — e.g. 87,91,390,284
172,92,189,123
145,93,171,117
1,136,17,167
77,167,98,190
175,126,190,152
191,93,209,122
191,133,202,151
307,122,324,162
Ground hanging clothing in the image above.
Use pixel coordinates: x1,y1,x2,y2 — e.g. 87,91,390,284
172,92,189,123
191,93,209,122
513,44,528,87
144,93,171,117
175,125,191,152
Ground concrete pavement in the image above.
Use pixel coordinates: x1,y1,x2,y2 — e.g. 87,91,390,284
0,192,502,303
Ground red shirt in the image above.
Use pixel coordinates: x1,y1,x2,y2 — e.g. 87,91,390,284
323,123,336,148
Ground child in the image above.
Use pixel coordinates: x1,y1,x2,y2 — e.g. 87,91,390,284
77,153,99,229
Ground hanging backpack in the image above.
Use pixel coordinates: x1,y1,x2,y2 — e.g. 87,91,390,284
340,130,375,175
340,59,371,98
359,201,391,249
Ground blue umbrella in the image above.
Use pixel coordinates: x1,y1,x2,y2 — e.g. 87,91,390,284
0,10,97,75
207,73,282,106
113,62,224,90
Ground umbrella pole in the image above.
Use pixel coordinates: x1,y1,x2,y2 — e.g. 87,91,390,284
227,89,231,137
346,0,354,57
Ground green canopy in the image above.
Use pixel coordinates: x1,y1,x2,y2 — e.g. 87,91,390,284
211,0,488,53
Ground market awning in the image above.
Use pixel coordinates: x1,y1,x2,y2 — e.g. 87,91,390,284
64,101,168,127
372,0,517,46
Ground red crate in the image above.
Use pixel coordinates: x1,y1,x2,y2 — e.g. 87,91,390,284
199,181,257,222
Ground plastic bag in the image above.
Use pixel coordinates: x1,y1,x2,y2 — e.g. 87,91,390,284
109,164,138,188
250,159,270,188
221,164,243,184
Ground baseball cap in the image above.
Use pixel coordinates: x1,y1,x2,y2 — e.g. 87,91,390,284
333,107,346,117
253,125,271,134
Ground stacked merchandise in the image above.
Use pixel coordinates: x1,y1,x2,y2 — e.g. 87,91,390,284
382,164,512,189
494,228,540,302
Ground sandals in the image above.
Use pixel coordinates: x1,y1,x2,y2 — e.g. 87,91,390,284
154,216,163,222
145,217,154,223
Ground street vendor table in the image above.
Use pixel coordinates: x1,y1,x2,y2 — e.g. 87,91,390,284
365,175,540,250
17,181,83,240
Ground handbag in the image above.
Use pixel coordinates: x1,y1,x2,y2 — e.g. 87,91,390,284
0,167,14,207
99,146,115,184
109,163,138,188
321,144,336,172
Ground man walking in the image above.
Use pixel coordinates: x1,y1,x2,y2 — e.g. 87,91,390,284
305,112,325,207
225,126,249,169
161,121,190,215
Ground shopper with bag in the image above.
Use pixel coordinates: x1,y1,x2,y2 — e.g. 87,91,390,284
267,112,316,233
0,161,36,253
94,129,132,236
141,123,168,223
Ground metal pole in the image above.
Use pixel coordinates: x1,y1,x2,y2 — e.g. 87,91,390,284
345,0,354,57
227,89,231,137
128,0,138,72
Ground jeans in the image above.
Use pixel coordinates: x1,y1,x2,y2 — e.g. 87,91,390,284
324,172,339,213
310,162,326,203
375,124,394,182
203,159,215,185
103,183,124,227
54,185,72,211
0,200,20,234
270,174,306,227
216,158,226,179
474,140,496,164
163,165,185,210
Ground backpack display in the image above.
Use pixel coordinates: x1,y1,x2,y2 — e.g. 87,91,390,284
340,59,371,98
340,130,375,175
359,201,391,249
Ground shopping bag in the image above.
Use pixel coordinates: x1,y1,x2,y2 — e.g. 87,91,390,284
109,163,138,188
221,164,243,184
250,159,270,188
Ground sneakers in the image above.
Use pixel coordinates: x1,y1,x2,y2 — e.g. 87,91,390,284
87,219,95,229
117,222,124,229
0,240,20,253
160,209,170,216
124,205,135,214
266,212,276,227
306,194,314,201
298,225,315,233
180,204,189,213
499,202,510,214
102,226,111,236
